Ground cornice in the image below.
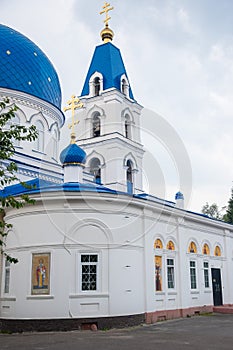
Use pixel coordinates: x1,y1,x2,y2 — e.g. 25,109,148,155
0,87,65,127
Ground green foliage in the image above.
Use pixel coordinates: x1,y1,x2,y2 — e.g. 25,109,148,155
201,202,223,220
223,188,233,224
0,98,38,263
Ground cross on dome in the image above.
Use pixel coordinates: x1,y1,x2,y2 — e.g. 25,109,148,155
100,2,114,43
63,95,84,144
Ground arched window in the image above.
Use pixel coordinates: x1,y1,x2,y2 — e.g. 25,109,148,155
92,114,101,137
125,115,131,139
202,243,210,255
167,240,175,250
35,120,44,152
94,77,100,96
126,159,133,194
90,158,101,184
188,241,197,253
52,128,58,160
122,79,127,95
154,239,163,249
214,246,221,257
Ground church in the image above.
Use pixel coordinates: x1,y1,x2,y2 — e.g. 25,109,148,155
1,3,233,332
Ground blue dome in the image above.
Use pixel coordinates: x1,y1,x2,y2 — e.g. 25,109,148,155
0,24,61,108
60,143,87,165
175,191,184,200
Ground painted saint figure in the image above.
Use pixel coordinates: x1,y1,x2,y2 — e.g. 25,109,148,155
36,259,46,288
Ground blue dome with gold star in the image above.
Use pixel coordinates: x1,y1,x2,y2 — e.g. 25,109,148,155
0,24,61,108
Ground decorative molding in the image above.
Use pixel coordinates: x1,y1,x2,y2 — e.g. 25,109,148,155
0,88,64,127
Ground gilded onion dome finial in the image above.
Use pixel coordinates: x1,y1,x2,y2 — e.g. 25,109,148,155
100,2,114,43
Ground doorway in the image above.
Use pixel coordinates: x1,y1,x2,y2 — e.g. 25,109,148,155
211,268,223,306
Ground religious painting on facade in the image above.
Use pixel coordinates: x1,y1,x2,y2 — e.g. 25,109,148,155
167,240,175,250
202,243,210,255
154,239,163,249
155,256,162,292
188,241,197,253
214,246,221,257
31,253,50,295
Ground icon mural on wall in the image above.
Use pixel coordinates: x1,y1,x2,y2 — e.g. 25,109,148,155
155,256,162,291
31,253,50,295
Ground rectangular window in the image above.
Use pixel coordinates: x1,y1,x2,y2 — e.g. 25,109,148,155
190,261,197,289
81,254,98,291
167,258,175,289
203,261,209,288
4,260,10,294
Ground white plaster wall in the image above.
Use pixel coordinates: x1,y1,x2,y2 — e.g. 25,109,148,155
1,192,233,320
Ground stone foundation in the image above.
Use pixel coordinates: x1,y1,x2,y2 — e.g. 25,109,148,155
0,313,145,333
146,305,213,324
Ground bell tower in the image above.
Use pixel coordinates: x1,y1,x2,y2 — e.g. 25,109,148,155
76,2,144,194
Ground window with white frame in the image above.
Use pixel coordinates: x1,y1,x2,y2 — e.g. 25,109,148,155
203,261,209,288
190,260,197,289
167,258,175,289
81,254,98,291
4,260,11,294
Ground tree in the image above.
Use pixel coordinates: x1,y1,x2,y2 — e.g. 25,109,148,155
201,202,223,220
223,188,233,224
0,98,38,262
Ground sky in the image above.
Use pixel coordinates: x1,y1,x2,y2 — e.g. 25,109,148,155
1,0,233,213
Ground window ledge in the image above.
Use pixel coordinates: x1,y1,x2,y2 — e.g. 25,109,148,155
204,290,212,294
190,290,200,294
26,295,54,300
0,297,16,301
168,291,177,295
69,293,109,299
155,292,165,296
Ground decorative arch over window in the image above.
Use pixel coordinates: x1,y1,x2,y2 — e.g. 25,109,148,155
90,157,101,184
214,245,221,257
92,112,101,137
89,72,103,97
167,240,175,250
202,243,210,255
154,239,163,249
188,241,197,254
35,120,44,152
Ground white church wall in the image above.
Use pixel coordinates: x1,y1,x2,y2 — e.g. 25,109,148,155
1,191,233,321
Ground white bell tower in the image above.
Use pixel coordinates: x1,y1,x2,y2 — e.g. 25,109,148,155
76,4,144,194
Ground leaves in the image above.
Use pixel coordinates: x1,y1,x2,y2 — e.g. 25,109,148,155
0,98,38,263
223,188,233,224
201,202,223,220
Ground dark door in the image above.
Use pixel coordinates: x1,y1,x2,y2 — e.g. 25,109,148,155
211,268,223,306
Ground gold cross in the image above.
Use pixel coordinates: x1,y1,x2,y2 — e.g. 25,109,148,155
100,2,114,26
63,95,84,142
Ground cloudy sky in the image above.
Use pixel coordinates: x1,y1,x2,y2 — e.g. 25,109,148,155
1,0,233,213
